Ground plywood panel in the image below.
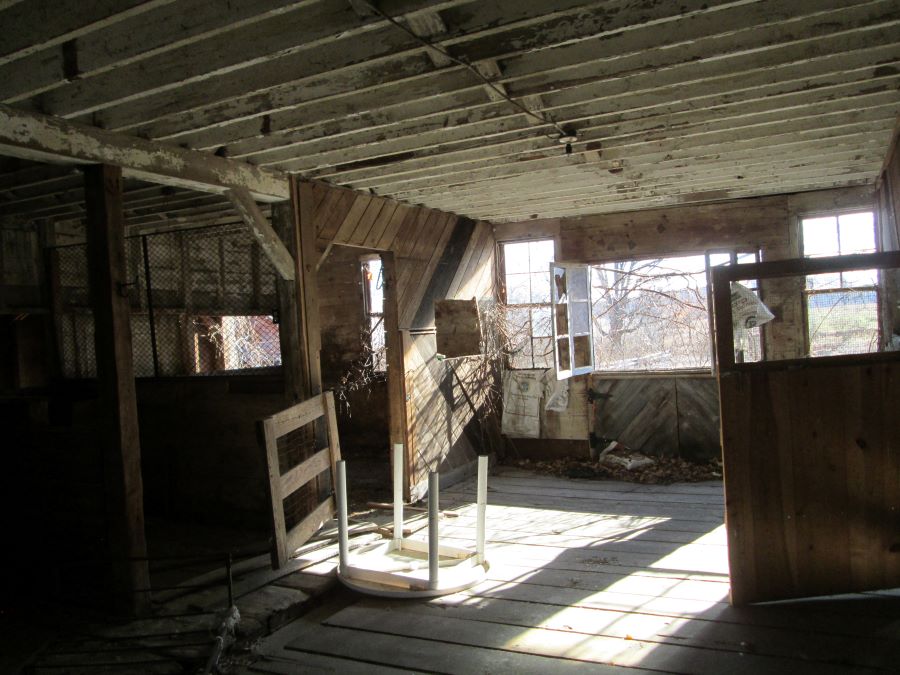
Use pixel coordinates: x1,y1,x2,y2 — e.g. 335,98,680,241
435,299,481,357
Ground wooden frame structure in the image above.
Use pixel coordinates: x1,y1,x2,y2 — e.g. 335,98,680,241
711,251,900,370
259,391,342,569
712,251,900,604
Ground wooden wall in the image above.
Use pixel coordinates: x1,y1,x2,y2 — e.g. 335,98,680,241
0,225,41,310
875,126,900,252
493,187,875,457
311,182,496,494
312,182,494,329
719,357,900,604
317,243,389,455
591,374,720,462
137,374,286,527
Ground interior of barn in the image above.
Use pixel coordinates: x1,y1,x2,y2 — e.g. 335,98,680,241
1,1,899,672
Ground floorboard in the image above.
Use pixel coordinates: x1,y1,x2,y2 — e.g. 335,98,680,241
241,466,900,674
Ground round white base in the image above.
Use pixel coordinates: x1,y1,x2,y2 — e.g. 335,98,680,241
336,539,489,598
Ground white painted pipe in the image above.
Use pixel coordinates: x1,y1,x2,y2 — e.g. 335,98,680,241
428,471,439,590
393,443,403,546
336,460,349,576
476,455,488,565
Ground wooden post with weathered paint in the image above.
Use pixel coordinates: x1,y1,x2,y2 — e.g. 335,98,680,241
84,163,151,616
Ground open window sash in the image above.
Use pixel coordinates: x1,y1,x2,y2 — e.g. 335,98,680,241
550,262,594,380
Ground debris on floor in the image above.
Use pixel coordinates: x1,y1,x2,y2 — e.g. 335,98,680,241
596,441,656,471
513,453,722,484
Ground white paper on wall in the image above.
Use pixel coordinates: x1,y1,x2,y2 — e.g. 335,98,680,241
542,370,569,412
501,370,542,438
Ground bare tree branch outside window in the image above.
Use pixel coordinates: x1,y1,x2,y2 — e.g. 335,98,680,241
591,256,712,371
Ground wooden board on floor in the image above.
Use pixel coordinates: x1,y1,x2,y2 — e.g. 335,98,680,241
241,469,900,675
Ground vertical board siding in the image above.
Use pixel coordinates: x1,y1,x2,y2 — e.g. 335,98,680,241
311,184,495,331
311,182,497,495
591,375,721,461
719,359,900,605
403,331,493,499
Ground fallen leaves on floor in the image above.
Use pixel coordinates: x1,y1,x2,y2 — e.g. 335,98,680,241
511,455,722,484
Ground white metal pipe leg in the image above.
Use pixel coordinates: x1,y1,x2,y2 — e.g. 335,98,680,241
336,460,349,576
393,443,403,546
476,455,488,564
428,471,439,590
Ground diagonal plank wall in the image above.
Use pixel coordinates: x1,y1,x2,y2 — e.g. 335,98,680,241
309,182,496,497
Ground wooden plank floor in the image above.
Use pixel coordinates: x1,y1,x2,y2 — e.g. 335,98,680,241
242,467,900,674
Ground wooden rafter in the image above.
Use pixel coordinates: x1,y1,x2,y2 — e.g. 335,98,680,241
0,104,289,201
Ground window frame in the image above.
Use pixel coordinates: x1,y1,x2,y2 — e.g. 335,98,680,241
360,254,387,372
498,238,556,370
799,209,881,357
550,262,594,380
589,249,763,376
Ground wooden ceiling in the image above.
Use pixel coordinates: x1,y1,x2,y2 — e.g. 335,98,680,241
1,0,899,227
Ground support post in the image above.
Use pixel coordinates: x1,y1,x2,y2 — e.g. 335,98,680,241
295,178,322,395
336,460,349,576
140,235,160,377
476,455,488,565
382,252,407,459
272,201,306,403
38,219,63,379
428,471,439,590
83,163,150,616
393,443,404,545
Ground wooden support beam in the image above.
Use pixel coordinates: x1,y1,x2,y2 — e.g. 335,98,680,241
225,187,295,280
0,0,173,66
0,104,289,202
296,178,322,395
83,164,150,616
38,219,63,379
272,201,307,403
382,250,409,477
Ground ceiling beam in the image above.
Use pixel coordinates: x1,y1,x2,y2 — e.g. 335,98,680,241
0,104,289,201
92,0,740,137
147,0,897,162
225,187,295,280
0,0,317,102
0,0,176,66
31,0,477,119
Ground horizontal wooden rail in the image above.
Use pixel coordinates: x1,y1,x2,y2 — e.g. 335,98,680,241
711,250,900,372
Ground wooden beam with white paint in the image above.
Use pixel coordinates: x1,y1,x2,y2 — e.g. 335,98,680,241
0,0,174,67
83,163,151,616
0,104,289,201
225,187,295,279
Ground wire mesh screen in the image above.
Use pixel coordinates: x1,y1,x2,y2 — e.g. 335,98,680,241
277,420,330,529
56,244,96,377
54,224,283,378
806,288,880,356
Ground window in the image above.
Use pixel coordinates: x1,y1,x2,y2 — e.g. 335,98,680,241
361,256,386,371
501,239,555,369
801,211,879,356
197,315,282,373
591,255,712,371
551,263,594,378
